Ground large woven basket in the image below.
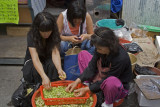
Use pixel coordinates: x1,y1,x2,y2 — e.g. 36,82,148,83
128,53,137,72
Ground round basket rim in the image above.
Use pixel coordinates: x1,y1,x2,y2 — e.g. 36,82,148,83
32,81,97,107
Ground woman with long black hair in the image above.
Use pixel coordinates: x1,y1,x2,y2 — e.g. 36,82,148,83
22,12,66,89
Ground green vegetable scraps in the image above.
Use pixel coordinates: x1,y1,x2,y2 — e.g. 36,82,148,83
43,86,74,98
35,96,93,107
26,88,33,96
35,86,93,107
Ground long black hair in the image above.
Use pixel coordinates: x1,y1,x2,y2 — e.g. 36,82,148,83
67,0,86,27
91,27,119,56
30,12,61,59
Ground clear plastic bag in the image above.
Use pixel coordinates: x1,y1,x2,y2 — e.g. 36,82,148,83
114,27,133,41
129,22,148,38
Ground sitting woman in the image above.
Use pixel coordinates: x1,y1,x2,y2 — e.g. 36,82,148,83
22,12,66,88
66,27,132,107
12,12,66,107
57,0,95,56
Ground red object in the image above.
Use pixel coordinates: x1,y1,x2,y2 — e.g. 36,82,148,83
40,81,90,105
32,80,97,107
113,98,124,107
119,38,131,44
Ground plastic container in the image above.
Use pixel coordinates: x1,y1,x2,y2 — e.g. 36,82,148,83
40,81,90,105
96,19,125,30
134,66,160,76
138,25,160,32
32,81,97,107
135,75,160,107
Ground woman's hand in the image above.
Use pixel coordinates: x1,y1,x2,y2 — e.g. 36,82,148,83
69,36,82,44
42,75,51,90
74,86,90,97
58,70,66,80
65,81,78,93
66,78,81,93
79,34,90,41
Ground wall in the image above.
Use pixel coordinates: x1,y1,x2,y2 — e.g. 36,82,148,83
122,0,160,27
86,0,111,24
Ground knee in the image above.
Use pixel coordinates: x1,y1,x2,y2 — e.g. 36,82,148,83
100,76,121,92
78,50,92,62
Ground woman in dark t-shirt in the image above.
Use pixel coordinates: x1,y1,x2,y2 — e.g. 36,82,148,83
22,12,66,90
66,27,132,107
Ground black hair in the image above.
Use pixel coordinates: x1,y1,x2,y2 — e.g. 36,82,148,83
30,12,61,59
91,27,119,56
67,0,86,27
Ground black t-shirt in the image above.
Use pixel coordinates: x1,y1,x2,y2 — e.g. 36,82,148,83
24,32,51,62
24,32,35,62
79,45,132,93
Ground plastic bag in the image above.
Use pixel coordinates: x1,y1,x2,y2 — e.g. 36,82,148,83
11,78,40,107
116,19,125,26
129,22,148,38
122,42,143,54
114,27,133,41
134,64,157,75
64,46,81,80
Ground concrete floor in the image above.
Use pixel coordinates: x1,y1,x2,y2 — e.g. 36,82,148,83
0,66,22,107
0,35,26,107
0,35,140,107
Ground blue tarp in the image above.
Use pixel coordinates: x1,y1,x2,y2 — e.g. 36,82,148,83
111,0,123,13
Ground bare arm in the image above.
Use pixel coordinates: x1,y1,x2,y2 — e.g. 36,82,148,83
57,13,81,44
57,13,76,41
52,47,66,80
29,47,51,89
80,13,94,41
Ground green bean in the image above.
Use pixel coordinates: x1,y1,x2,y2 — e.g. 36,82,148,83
35,86,93,107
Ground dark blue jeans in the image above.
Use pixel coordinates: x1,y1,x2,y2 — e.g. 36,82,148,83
60,39,95,57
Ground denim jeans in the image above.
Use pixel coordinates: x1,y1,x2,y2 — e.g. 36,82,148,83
60,39,95,57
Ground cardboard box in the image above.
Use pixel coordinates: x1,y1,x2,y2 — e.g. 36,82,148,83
135,75,160,107
155,36,160,54
7,26,30,36
18,0,28,4
18,5,33,24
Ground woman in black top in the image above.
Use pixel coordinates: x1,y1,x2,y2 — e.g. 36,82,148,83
22,12,66,90
66,27,132,107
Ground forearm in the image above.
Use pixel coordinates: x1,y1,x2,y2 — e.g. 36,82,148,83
60,35,72,41
32,57,47,79
75,78,82,84
83,34,93,39
89,81,102,93
52,47,63,71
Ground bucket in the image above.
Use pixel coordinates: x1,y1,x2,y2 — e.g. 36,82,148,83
96,19,125,30
128,53,137,72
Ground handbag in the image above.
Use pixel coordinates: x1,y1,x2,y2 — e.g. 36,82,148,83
64,46,81,80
